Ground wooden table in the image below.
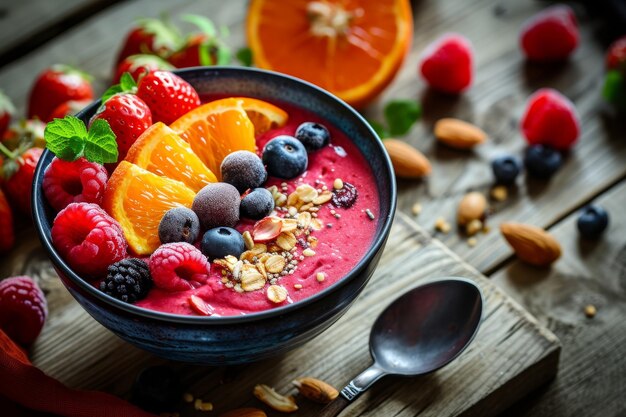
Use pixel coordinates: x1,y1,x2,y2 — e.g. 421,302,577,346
0,0,624,415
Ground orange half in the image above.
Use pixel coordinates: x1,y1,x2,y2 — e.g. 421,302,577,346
247,0,413,108
103,161,196,255
125,122,217,192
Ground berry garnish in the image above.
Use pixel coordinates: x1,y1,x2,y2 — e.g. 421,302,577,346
606,35,626,70
136,70,201,125
524,145,562,179
44,115,119,164
419,33,473,94
0,276,47,346
491,155,521,185
149,242,210,292
520,88,580,151
113,54,174,84
201,227,246,260
43,157,108,212
221,150,267,193
131,365,182,413
158,207,201,245
100,259,152,303
115,17,182,65
520,5,578,62
192,182,240,229
577,205,609,239
332,182,358,208
0,189,14,253
168,15,231,68
51,203,127,278
0,147,42,213
295,122,331,151
262,135,308,179
240,188,275,220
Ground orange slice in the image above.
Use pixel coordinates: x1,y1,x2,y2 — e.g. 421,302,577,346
125,122,217,192
246,0,413,108
237,97,288,134
103,161,196,255
170,98,256,178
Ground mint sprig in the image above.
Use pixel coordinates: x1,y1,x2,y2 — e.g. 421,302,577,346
367,99,422,139
44,115,118,164
102,72,137,103
236,47,253,67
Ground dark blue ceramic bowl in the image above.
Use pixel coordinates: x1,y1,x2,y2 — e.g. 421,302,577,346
32,67,396,365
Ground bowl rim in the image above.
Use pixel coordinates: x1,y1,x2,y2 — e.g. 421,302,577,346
32,66,397,325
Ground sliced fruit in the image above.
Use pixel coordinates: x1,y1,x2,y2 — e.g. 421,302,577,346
237,97,288,134
103,161,196,255
125,122,217,192
170,98,256,177
246,0,413,108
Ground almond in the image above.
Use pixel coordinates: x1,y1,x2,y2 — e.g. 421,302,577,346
383,139,432,178
218,408,267,417
253,384,298,413
500,222,561,266
293,377,339,404
434,118,487,149
457,192,487,225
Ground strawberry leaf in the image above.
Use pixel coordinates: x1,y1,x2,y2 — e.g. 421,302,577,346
236,47,253,67
199,43,212,66
85,119,118,164
102,85,123,103
120,72,137,91
102,72,137,103
44,116,88,161
216,45,231,65
384,100,421,136
182,14,217,38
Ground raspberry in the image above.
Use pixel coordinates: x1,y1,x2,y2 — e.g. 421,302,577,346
149,242,210,292
520,5,579,62
419,33,473,94
51,203,128,278
0,276,47,346
521,88,580,151
43,157,108,212
332,182,358,208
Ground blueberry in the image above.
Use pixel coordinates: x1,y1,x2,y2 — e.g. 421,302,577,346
158,207,200,244
221,150,267,193
241,188,274,219
131,366,182,412
295,122,331,151
577,205,609,238
192,183,240,229
524,145,562,179
491,155,521,185
262,135,308,179
201,227,246,260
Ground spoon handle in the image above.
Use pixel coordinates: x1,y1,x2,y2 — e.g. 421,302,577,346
318,364,387,417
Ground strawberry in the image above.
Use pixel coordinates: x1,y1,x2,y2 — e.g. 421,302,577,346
606,35,626,71
2,119,46,151
0,188,14,252
27,65,94,122
113,54,174,84
90,93,152,161
0,91,15,138
0,147,43,214
48,100,92,120
520,5,579,62
419,33,473,94
168,15,231,68
115,18,182,65
136,70,201,124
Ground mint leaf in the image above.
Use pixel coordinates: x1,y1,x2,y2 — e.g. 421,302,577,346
102,85,123,103
85,119,118,164
384,100,421,136
44,116,88,161
236,47,253,67
120,72,137,91
367,119,389,139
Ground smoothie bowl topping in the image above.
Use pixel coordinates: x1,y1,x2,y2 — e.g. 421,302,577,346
40,70,379,318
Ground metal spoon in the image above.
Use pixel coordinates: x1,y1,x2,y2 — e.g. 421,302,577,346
319,277,483,417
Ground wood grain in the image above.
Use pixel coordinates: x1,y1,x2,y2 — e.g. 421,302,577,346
5,213,559,417
492,181,626,416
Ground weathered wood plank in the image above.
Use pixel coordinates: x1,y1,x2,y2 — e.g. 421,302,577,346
6,213,559,417
491,180,626,416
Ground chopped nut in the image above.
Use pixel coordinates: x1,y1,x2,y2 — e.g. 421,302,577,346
584,304,597,318
194,398,213,411
294,284,303,290
267,285,288,303
411,203,422,216
253,384,298,413
281,218,299,232
300,202,314,212
316,272,325,282
312,192,332,205
491,185,508,202
302,248,316,257
365,209,375,220
265,255,286,273
333,178,344,190
183,393,194,403
307,236,318,248
277,232,297,250
466,219,483,236
435,217,451,233
293,377,339,404
297,211,312,229
288,206,298,217
296,184,318,202
467,237,478,247
241,269,266,291
243,231,254,250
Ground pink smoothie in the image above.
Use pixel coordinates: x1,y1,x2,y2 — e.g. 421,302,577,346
135,100,379,316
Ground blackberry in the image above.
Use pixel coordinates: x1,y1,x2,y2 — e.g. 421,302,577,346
100,259,152,303
332,182,358,208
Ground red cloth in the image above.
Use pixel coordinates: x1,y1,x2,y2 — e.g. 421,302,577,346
0,330,156,417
